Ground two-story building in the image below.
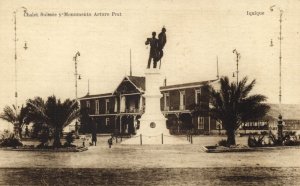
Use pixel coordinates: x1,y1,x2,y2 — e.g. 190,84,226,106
79,75,219,135
160,81,218,134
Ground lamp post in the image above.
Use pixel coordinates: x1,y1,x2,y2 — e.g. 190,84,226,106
74,51,81,136
270,5,284,141
13,7,27,138
232,49,241,83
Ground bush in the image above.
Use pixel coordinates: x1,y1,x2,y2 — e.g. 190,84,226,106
269,131,299,146
260,131,268,135
38,127,51,147
283,133,299,146
248,135,265,147
283,139,300,146
0,131,23,148
269,132,282,146
64,131,75,147
284,131,296,136
218,139,227,147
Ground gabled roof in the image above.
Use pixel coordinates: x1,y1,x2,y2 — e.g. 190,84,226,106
127,76,145,91
112,76,145,93
79,93,113,100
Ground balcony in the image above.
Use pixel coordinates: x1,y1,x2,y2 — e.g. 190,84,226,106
124,108,141,113
105,108,115,114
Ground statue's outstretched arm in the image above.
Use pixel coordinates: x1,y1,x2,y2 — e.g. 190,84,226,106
145,38,151,45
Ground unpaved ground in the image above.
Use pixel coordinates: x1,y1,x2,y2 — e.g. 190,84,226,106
0,167,299,185
0,136,299,185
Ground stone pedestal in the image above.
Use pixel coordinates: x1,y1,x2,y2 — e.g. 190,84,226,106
137,68,169,136
122,68,189,145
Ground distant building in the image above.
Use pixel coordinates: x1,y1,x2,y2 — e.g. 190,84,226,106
267,104,300,131
239,104,300,134
79,76,219,135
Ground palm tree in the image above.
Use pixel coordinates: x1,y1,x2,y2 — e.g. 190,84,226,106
0,105,29,138
26,96,80,147
79,107,93,134
209,76,270,146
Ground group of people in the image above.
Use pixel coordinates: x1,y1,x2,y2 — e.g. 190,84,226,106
80,117,114,148
145,27,167,69
80,133,113,148
81,132,97,147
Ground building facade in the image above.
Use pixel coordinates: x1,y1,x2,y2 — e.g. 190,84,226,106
79,76,219,135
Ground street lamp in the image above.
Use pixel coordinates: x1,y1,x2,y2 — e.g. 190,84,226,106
13,7,27,138
232,49,241,83
270,5,284,141
74,51,81,136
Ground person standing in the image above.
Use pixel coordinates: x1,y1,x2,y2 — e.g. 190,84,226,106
91,118,97,146
108,137,113,148
92,130,97,146
24,125,30,138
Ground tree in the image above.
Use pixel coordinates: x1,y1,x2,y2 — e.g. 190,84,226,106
79,107,92,134
209,76,270,146
0,105,29,139
64,131,75,147
26,96,80,147
179,113,193,131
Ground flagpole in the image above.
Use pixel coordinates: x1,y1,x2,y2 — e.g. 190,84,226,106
13,7,27,138
270,5,284,140
74,51,80,136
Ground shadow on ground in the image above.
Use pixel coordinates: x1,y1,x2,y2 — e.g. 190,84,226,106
0,167,299,185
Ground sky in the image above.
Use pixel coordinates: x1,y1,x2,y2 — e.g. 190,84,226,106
0,0,300,125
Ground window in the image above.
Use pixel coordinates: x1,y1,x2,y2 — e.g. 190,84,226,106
95,100,99,114
114,98,118,113
195,89,201,104
106,118,110,126
105,99,110,113
120,96,126,112
86,101,90,108
179,90,186,110
164,92,170,110
197,117,205,129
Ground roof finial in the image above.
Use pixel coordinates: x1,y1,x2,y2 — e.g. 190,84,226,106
87,79,90,95
130,49,132,76
216,56,219,79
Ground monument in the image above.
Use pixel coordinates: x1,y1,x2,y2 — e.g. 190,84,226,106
123,27,188,144
137,68,169,137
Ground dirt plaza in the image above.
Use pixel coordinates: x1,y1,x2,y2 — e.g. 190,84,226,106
0,136,300,185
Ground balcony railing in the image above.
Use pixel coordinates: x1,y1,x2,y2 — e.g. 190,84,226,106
123,108,142,113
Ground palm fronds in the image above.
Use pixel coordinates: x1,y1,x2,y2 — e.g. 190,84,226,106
208,76,270,145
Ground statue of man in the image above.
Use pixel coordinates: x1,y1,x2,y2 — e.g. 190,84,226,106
145,32,159,68
145,27,167,69
157,27,167,67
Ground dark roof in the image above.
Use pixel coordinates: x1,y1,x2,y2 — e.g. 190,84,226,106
126,76,217,91
79,76,218,99
127,76,145,91
160,79,218,91
79,93,113,100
